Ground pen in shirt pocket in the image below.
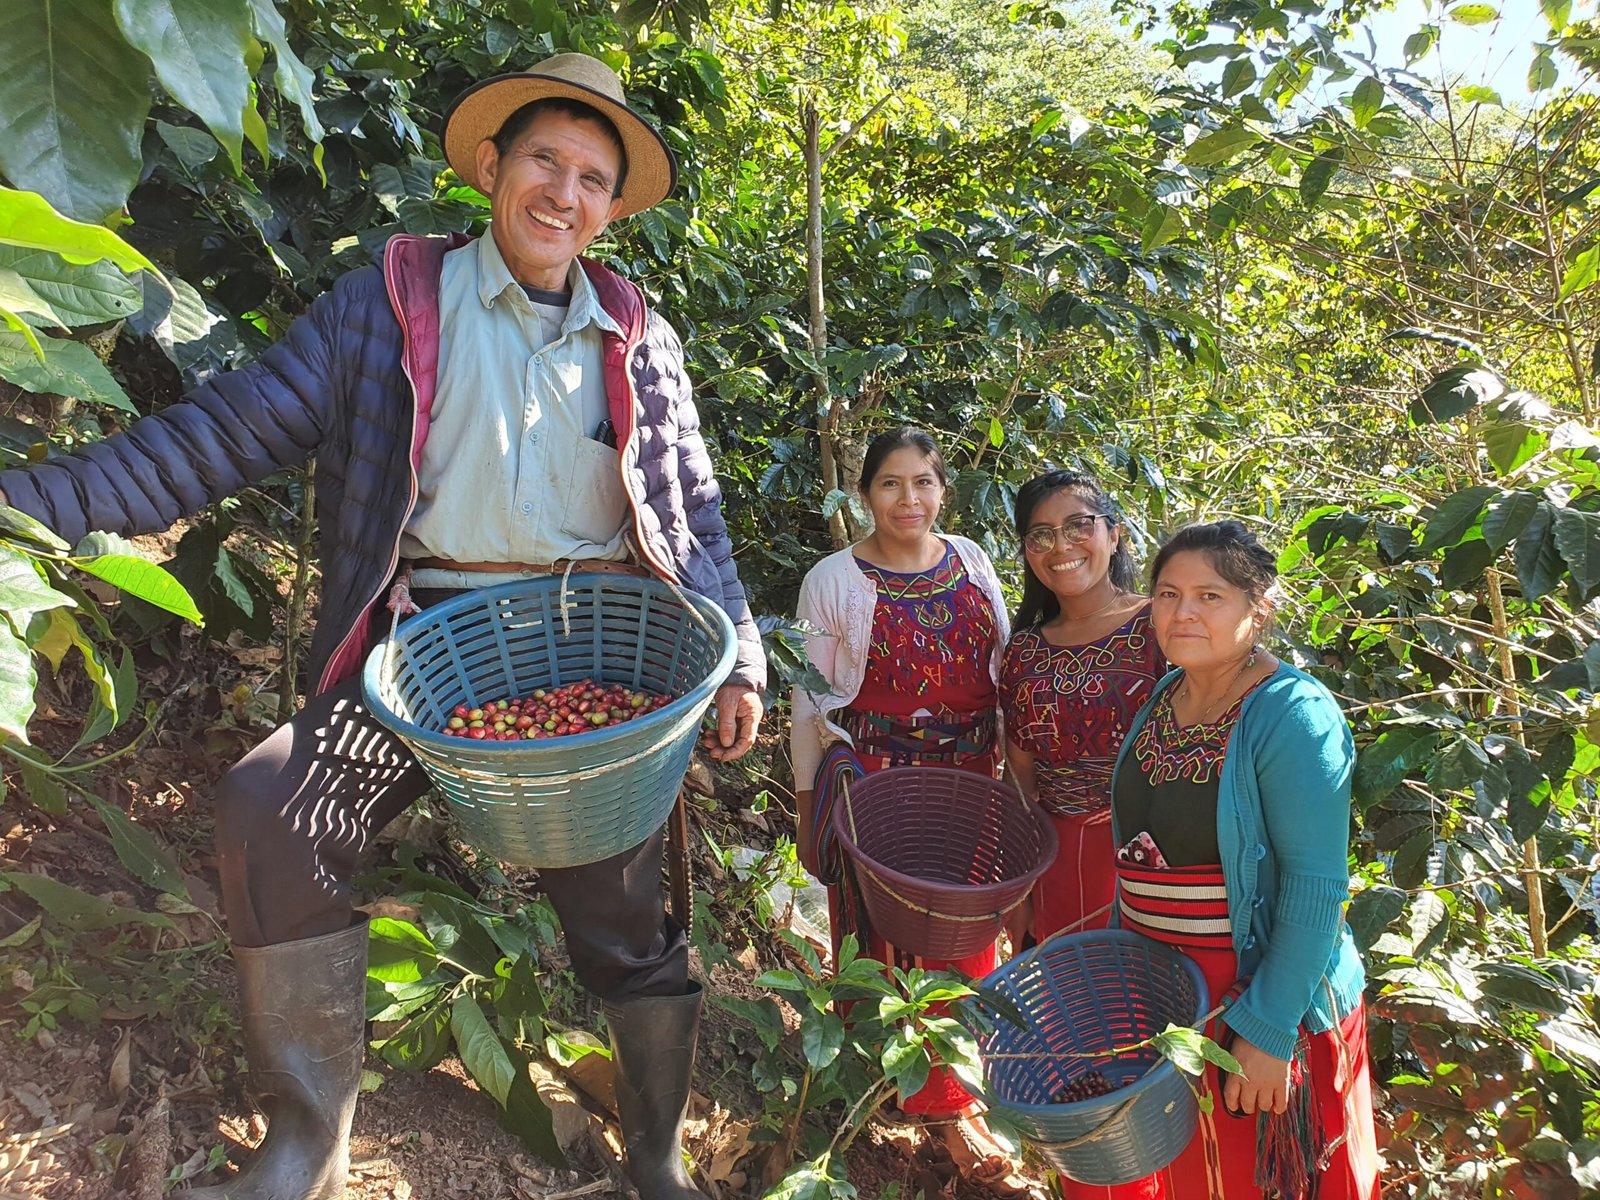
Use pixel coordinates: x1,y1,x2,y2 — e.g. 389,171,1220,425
594,419,618,448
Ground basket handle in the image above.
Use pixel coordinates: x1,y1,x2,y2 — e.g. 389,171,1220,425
840,771,861,847
860,868,1030,921
1030,1090,1143,1151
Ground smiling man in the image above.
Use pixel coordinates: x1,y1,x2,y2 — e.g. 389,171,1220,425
0,53,763,1200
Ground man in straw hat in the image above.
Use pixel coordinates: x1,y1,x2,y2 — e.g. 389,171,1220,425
0,52,764,1200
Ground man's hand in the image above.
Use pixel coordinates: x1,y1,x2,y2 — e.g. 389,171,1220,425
1222,1035,1292,1117
703,684,763,762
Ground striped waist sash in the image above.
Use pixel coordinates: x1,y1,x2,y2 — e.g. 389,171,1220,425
842,707,997,765
1116,860,1233,950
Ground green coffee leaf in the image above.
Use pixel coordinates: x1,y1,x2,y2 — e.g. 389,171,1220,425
451,994,515,1105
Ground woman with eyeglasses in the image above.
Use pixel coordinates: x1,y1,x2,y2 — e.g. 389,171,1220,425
1000,471,1166,959
1107,521,1377,1200
791,427,1020,1188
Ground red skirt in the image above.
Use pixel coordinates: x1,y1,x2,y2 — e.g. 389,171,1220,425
1032,807,1119,940
1055,862,1380,1200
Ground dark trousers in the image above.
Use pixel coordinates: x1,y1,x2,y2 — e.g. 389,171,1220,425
211,598,687,1003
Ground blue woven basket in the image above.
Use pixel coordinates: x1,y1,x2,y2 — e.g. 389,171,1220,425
361,575,736,869
972,929,1209,1186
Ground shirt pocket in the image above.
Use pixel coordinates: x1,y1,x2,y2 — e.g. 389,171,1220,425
560,437,629,545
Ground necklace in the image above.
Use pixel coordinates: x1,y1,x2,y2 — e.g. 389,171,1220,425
1061,588,1134,626
1177,650,1257,724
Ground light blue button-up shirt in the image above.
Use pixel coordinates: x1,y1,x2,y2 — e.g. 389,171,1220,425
401,230,631,577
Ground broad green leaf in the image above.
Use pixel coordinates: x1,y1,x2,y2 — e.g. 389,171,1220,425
1541,0,1571,30
1418,485,1496,554
1350,77,1384,128
1440,539,1493,590
801,1011,846,1069
499,1052,567,1168
1299,148,1344,207
821,488,849,520
1404,24,1439,62
1551,507,1600,594
0,7,151,221
0,246,141,328
1449,4,1499,25
1220,58,1256,99
1482,491,1540,553
451,994,515,1105
1476,962,1566,1014
1483,423,1544,476
1151,1025,1207,1074
113,0,255,170
373,996,452,1070
0,191,158,274
1457,85,1503,106
1528,49,1559,92
0,544,75,629
1184,125,1261,168
0,504,70,552
0,310,45,360
0,869,175,931
1433,735,1490,792
1515,502,1565,600
0,623,37,744
72,554,204,624
156,121,221,173
0,265,67,330
1412,362,1506,424
86,796,189,896
0,332,137,413
1347,885,1406,952
1354,725,1438,809
1559,246,1598,302
368,917,439,983
16,754,66,813
1141,203,1185,254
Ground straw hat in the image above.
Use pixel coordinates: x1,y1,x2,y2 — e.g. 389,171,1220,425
442,53,677,219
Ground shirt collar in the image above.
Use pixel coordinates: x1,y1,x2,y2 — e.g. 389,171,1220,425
475,229,623,338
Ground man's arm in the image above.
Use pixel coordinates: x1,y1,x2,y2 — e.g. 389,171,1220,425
0,276,352,544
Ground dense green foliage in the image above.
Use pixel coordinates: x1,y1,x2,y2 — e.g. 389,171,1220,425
2,0,1600,1195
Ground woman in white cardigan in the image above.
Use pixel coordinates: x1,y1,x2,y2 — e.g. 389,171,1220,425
789,427,1015,1184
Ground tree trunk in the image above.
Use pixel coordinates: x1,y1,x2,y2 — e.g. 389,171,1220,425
805,101,848,550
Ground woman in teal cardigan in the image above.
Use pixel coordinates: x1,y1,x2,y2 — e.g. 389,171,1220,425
1106,521,1378,1200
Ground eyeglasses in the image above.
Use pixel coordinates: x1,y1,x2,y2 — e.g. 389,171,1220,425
1022,515,1111,554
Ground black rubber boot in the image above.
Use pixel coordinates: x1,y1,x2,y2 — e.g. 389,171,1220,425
184,920,368,1200
605,981,708,1200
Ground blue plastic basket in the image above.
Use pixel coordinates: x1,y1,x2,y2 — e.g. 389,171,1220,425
361,575,736,868
972,929,1209,1186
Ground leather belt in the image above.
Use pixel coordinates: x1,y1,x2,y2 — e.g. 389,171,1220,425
412,556,650,578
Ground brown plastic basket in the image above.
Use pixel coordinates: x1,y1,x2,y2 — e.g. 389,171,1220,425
833,766,1059,960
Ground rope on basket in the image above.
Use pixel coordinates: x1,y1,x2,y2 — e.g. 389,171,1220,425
409,703,705,783
384,562,423,679
838,774,1026,922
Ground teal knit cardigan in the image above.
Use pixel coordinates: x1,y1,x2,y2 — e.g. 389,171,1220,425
1110,662,1367,1062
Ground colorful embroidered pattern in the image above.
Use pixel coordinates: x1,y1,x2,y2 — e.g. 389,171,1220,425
999,609,1165,815
855,545,998,714
1130,685,1246,787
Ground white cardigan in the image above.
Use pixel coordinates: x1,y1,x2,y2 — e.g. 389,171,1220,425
789,534,1011,788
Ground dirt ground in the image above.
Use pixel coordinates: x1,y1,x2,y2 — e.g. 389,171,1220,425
0,608,1043,1200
